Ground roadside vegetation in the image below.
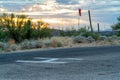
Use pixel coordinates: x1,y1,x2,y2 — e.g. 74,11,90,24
111,16,120,36
0,13,52,43
0,13,120,53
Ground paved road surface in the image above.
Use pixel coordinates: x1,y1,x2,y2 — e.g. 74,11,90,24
0,46,120,80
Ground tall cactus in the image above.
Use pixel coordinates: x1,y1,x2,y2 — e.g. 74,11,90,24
88,10,93,33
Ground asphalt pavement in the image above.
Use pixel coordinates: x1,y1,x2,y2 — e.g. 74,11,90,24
0,46,120,80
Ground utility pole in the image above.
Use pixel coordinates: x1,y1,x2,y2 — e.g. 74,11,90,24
78,8,81,30
88,10,93,32
97,23,100,33
78,16,80,29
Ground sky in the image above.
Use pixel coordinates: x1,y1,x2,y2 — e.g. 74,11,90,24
0,0,120,30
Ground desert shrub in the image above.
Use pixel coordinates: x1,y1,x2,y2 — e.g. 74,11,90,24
98,36,107,41
51,37,73,47
73,36,88,43
0,48,3,52
57,41,63,47
81,32,100,40
42,39,52,48
111,16,120,36
77,27,87,33
60,27,87,36
73,35,95,43
8,39,16,45
20,40,31,49
0,13,33,42
0,13,52,43
60,30,66,36
20,39,43,49
0,42,9,50
87,36,95,43
104,36,120,42
0,30,10,42
9,44,20,51
109,35,119,40
111,16,120,30
51,39,63,47
37,28,52,38
29,40,43,48
52,37,73,46
41,37,63,48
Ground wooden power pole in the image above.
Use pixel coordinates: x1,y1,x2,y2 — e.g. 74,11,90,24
97,23,100,33
88,10,93,32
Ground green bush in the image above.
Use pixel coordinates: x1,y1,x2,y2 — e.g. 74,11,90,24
0,42,9,50
57,41,63,47
0,13,52,43
0,30,10,42
60,27,87,36
81,32,100,40
0,48,2,52
111,16,120,36
73,35,95,43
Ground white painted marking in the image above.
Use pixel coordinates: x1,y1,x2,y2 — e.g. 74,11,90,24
16,60,67,64
16,57,84,64
61,58,84,60
41,58,58,62
34,57,84,61
34,57,50,59
16,60,44,63
16,58,67,64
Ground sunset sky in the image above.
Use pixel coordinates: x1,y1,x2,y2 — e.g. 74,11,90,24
0,0,120,30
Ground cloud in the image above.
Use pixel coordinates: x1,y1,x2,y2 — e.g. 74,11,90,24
0,0,120,30
56,0,79,4
0,0,45,4
0,7,7,12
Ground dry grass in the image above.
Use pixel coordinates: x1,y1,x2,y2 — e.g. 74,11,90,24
8,39,16,45
50,37,73,47
39,37,73,48
0,36,120,53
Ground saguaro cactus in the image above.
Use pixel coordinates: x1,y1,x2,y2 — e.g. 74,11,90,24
88,10,93,33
